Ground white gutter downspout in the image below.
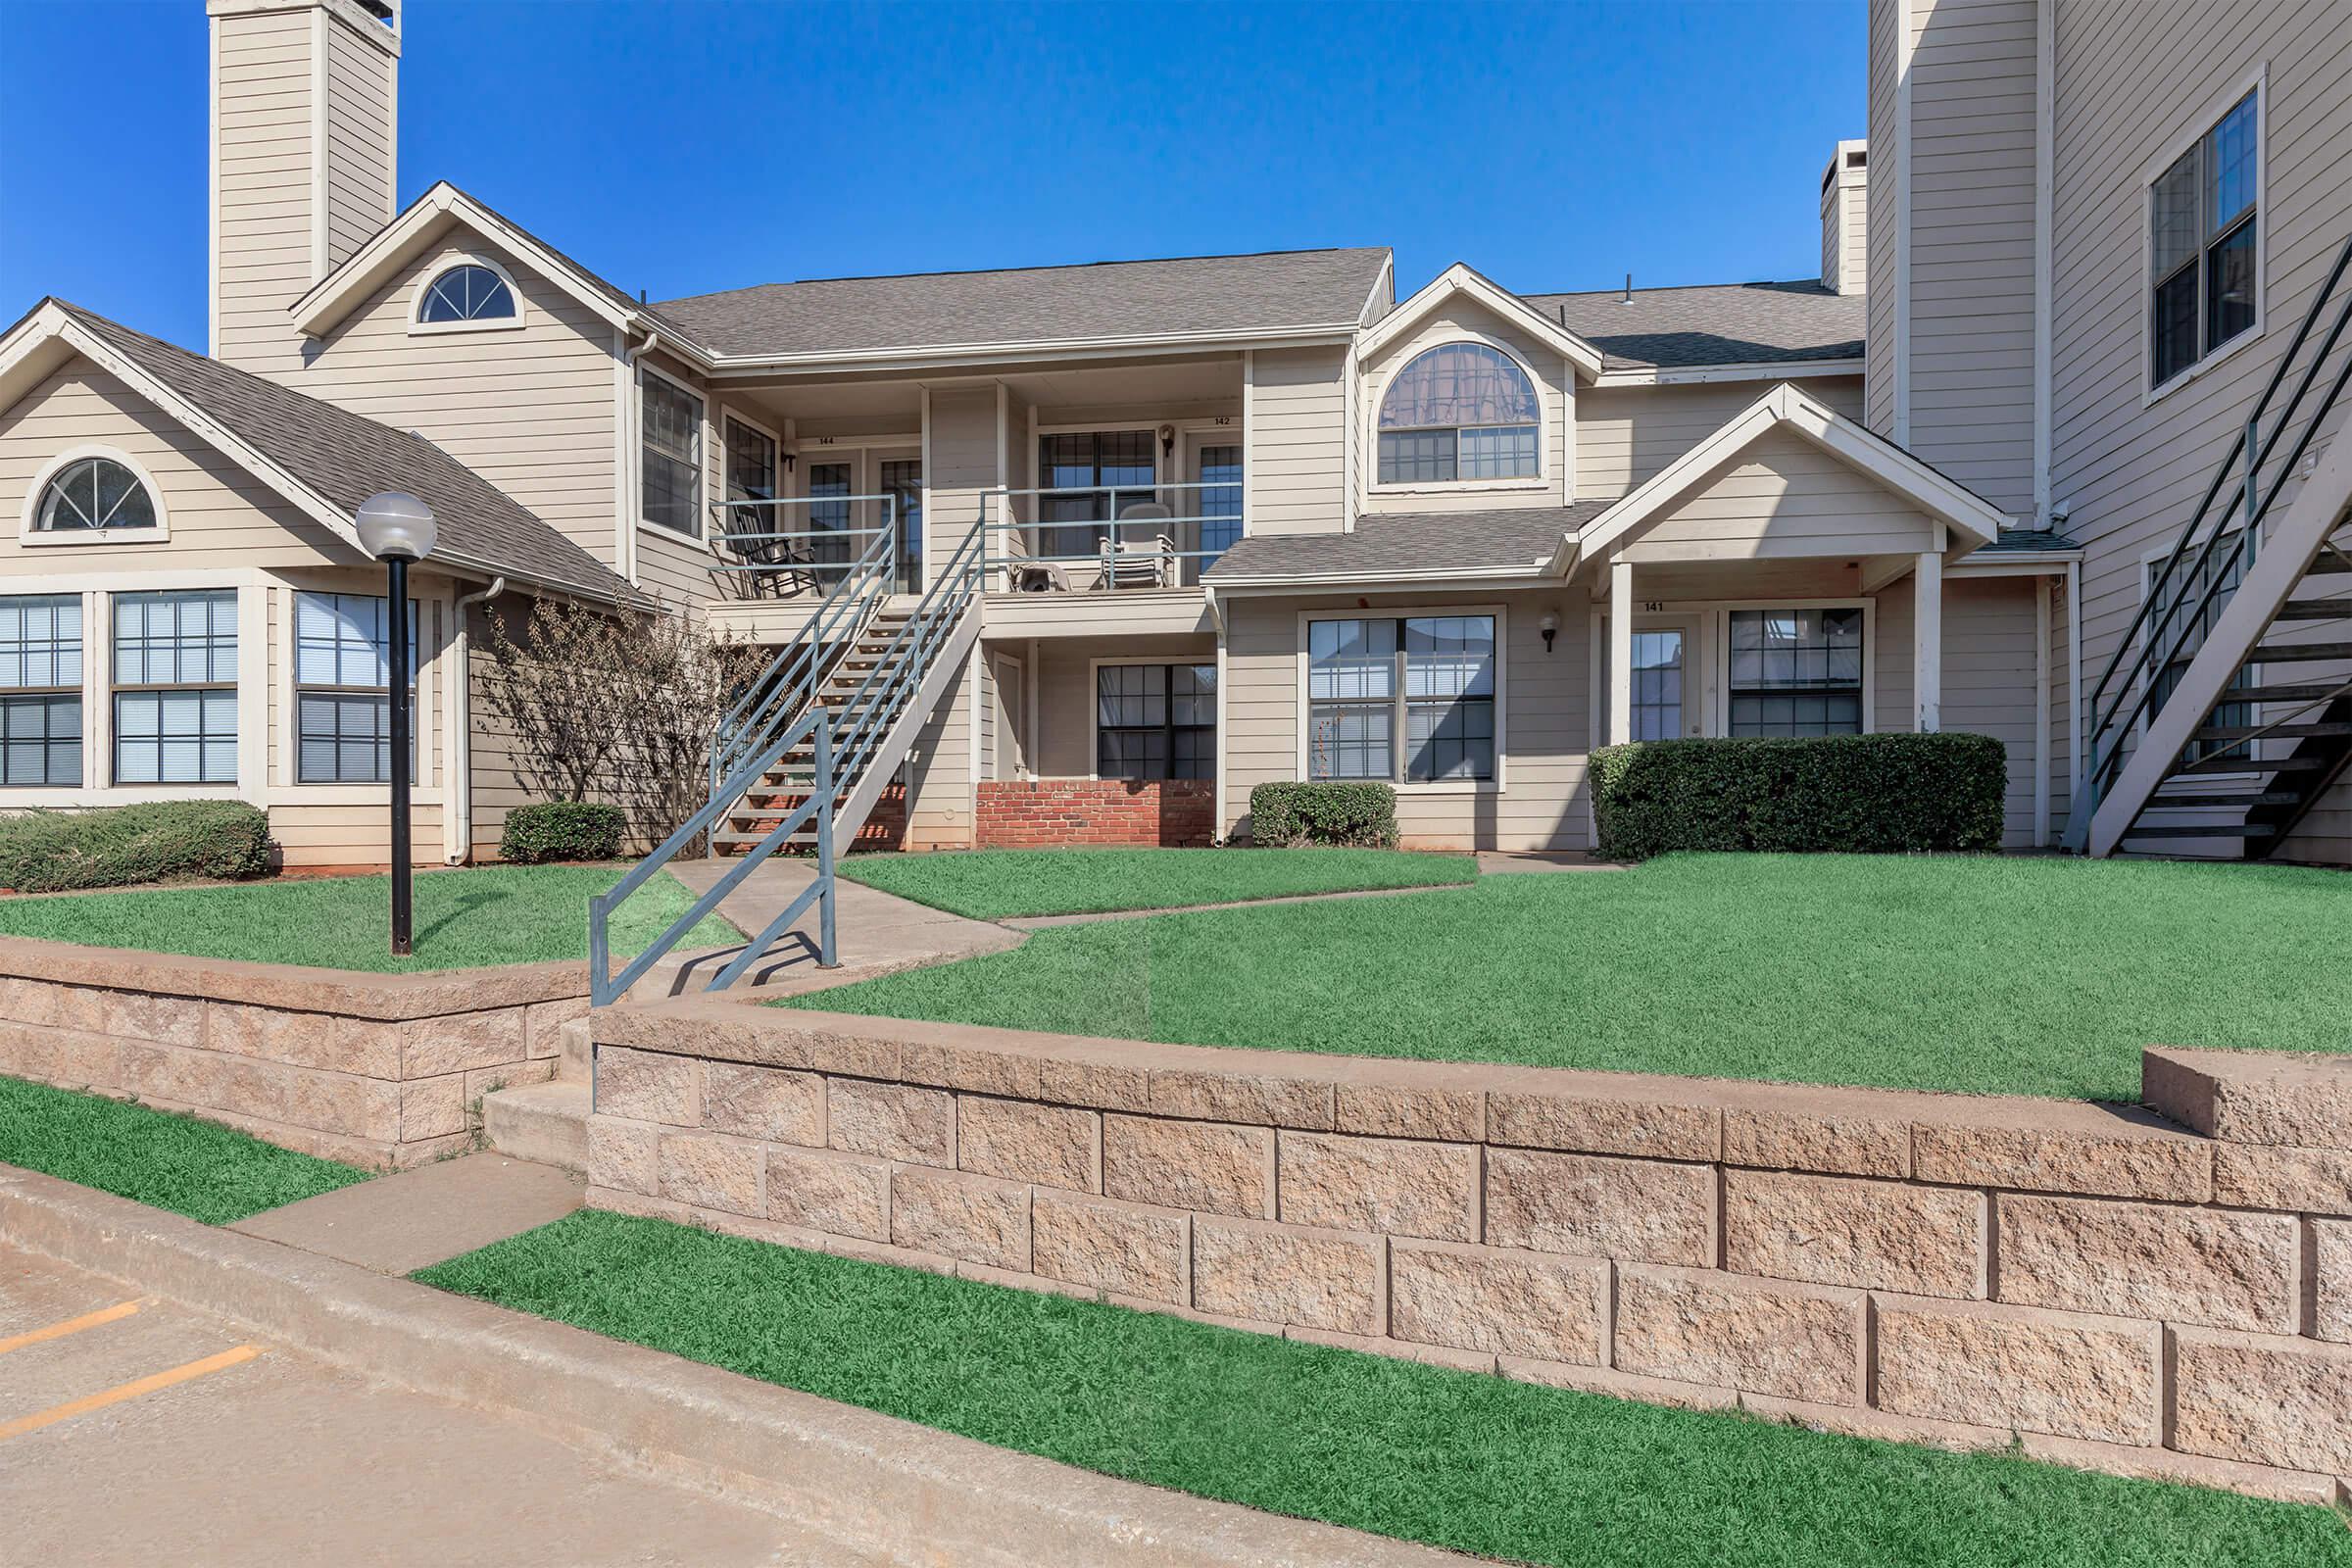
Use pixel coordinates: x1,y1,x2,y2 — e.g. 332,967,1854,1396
619,325,662,586
444,576,506,864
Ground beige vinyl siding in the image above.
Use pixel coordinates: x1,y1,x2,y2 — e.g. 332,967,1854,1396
1904,0,2038,515
1358,302,1572,516
926,387,999,573
1575,377,1865,501
1618,427,1939,564
1864,0,1901,435
1942,576,2044,846
214,6,317,375
1221,589,1591,853
0,363,348,570
1823,153,1870,294
1247,346,1347,535
292,239,623,575
320,11,396,271
903,648,975,849
2047,0,2352,863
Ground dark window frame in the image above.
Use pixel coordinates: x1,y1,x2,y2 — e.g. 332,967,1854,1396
1727,607,1866,738
1039,429,1156,559
2149,88,2260,392
640,368,706,538
0,593,82,787
1095,662,1215,781
1306,613,1498,784
1374,342,1542,486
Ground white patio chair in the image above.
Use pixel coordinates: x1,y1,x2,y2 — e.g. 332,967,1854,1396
1100,503,1177,590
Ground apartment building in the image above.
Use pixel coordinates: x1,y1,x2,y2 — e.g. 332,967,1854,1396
1,0,2342,866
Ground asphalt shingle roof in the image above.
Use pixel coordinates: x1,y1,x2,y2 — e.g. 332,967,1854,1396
651,249,1391,360
1205,502,1610,582
59,303,635,603
1520,279,1866,371
1970,528,2082,553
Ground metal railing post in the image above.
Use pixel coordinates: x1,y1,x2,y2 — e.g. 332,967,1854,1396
815,710,838,969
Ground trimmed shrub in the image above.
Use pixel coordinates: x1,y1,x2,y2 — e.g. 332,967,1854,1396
0,801,272,894
501,801,627,863
1249,782,1399,849
1590,733,2008,860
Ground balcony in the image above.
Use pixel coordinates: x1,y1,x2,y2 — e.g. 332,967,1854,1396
980,478,1239,595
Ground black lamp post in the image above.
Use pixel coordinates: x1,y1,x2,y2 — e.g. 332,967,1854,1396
355,492,437,956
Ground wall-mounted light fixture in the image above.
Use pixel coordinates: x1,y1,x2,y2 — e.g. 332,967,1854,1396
1539,610,1560,654
1158,423,1177,462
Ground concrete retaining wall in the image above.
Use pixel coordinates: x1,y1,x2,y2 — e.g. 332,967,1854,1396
585,1002,2352,1501
0,938,588,1168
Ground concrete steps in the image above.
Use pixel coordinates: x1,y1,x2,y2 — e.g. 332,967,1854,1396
482,1081,589,1175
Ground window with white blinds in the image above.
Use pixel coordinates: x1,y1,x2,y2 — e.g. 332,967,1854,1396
294,591,416,784
113,590,237,785
0,595,82,787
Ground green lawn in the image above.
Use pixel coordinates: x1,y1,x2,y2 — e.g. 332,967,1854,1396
417,1209,2350,1568
837,848,1476,919
0,1073,368,1223
0,863,737,973
790,854,2352,1101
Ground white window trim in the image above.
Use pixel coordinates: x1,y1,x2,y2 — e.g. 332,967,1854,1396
1589,598,1880,746
1294,602,1509,794
19,444,172,546
2140,66,2266,407
107,586,241,788
1086,654,1219,784
637,362,709,542
409,254,529,336
1366,333,1549,498
717,408,784,547
276,577,442,802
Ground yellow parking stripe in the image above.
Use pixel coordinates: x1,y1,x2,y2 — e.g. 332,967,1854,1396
0,1299,142,1356
0,1345,263,1442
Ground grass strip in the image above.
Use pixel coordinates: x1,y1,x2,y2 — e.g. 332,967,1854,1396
837,847,1475,919
417,1209,2351,1568
0,863,736,973
0,1073,368,1224
794,854,2352,1100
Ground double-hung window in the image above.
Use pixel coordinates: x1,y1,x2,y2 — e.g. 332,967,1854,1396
295,592,416,784
721,416,777,539
1039,431,1154,559
113,590,236,784
1096,663,1215,780
0,595,82,786
641,371,705,536
2150,88,2259,389
1307,614,1496,783
1728,609,1865,736
1376,343,1541,484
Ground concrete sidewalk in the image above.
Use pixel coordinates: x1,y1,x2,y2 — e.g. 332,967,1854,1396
662,856,1019,998
230,1152,583,1274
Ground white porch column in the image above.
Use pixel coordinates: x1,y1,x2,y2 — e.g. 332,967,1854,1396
1607,558,1634,745
1913,545,1942,732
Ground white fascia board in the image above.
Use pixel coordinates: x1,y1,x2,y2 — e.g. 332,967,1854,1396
1358,263,1607,380
1569,382,2004,572
698,323,1359,379
40,309,366,554
1206,564,1549,593
290,183,642,343
1592,357,1867,388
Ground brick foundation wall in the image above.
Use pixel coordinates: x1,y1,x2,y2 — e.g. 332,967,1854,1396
975,779,1215,848
0,939,588,1170
585,1004,2352,1501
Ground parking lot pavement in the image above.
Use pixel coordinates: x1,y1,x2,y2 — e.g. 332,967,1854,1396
0,1248,875,1567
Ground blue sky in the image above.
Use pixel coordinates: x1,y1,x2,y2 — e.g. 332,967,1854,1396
0,1,1864,352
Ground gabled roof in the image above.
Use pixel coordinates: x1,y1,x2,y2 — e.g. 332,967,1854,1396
1556,382,2006,575
1363,263,1606,380
1205,503,1611,586
5,300,634,604
289,182,673,346
650,247,1393,364
1521,279,1865,372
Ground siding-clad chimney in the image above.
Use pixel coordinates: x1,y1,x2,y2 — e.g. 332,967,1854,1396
209,0,400,372
1820,139,1868,295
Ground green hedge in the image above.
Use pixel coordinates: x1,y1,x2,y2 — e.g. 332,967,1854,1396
1249,782,1399,849
0,801,272,894
501,801,627,863
1590,733,2008,860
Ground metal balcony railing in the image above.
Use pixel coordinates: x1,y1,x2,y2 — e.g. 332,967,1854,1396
979,480,1240,592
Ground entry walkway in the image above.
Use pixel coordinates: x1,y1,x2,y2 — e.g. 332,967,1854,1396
662,856,1019,998
0,1248,865,1566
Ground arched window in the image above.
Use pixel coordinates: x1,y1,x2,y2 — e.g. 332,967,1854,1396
1376,342,1540,483
35,456,157,532
416,264,517,325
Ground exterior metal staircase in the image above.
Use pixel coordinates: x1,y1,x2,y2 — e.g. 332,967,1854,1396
586,516,986,1004
2068,232,2352,859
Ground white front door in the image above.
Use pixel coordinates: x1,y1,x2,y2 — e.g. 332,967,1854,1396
1629,616,1702,740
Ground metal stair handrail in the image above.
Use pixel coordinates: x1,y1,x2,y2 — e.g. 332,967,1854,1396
2065,229,2352,847
589,705,838,1008
708,513,895,814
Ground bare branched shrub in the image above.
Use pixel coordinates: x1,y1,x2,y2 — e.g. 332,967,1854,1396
477,595,760,854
